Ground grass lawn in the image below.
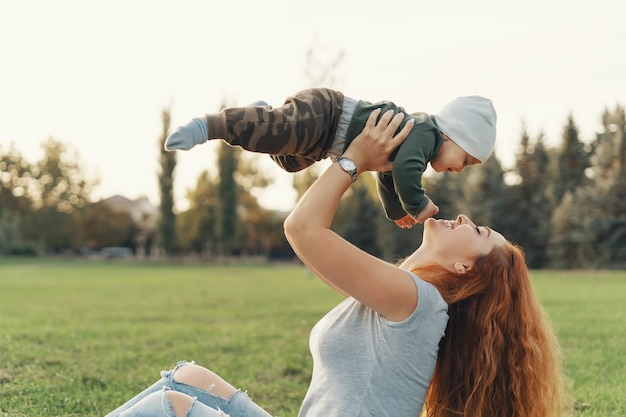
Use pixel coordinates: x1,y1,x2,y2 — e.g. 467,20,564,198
0,258,624,416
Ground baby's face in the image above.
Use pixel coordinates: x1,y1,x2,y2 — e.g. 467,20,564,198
430,134,481,173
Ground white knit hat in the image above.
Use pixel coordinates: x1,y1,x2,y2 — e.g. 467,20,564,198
434,96,497,162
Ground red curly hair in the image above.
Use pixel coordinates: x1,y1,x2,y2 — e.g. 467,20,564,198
413,242,567,417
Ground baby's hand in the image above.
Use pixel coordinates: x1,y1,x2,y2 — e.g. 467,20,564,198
394,214,418,229
414,198,440,224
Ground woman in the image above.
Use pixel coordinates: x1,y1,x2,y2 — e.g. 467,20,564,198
105,109,565,417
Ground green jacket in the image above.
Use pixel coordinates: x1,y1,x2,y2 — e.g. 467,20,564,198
344,100,443,220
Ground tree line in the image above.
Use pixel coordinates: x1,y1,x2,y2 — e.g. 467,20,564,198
1,104,624,269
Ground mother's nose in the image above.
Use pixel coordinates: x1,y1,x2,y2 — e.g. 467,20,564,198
457,214,474,225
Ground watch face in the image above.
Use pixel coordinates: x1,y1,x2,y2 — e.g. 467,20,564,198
341,158,356,171
339,157,357,181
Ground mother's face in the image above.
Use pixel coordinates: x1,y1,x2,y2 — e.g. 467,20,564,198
423,214,506,272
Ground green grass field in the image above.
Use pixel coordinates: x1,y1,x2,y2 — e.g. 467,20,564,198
0,258,624,417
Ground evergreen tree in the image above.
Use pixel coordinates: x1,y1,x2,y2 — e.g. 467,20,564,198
591,105,626,185
546,115,593,267
375,213,424,263
426,170,464,220
157,109,178,255
178,103,273,258
549,114,590,204
573,105,626,267
371,171,424,263
456,155,509,235
235,155,277,256
216,142,240,255
334,179,381,257
292,45,345,206
547,191,576,268
509,129,552,267
177,171,219,256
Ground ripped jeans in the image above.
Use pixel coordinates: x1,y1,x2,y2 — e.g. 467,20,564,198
104,361,273,417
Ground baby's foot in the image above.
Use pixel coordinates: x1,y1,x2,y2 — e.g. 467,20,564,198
165,117,208,151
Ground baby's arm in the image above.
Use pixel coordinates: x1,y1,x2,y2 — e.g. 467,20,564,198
388,117,442,225
413,198,440,224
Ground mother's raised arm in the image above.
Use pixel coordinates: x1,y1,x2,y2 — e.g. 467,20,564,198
284,109,418,321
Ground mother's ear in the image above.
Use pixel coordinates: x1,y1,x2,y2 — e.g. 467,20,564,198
454,262,470,274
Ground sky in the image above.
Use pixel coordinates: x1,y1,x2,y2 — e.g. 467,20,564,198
1,0,624,212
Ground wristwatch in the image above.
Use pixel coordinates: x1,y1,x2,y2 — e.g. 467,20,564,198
338,157,358,182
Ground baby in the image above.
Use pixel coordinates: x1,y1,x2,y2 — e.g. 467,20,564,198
165,88,496,228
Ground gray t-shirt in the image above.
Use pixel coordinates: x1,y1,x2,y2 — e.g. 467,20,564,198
298,272,448,417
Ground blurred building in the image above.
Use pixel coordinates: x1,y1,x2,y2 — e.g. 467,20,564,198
103,195,157,257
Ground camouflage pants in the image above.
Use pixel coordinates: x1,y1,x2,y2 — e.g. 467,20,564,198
205,88,345,172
